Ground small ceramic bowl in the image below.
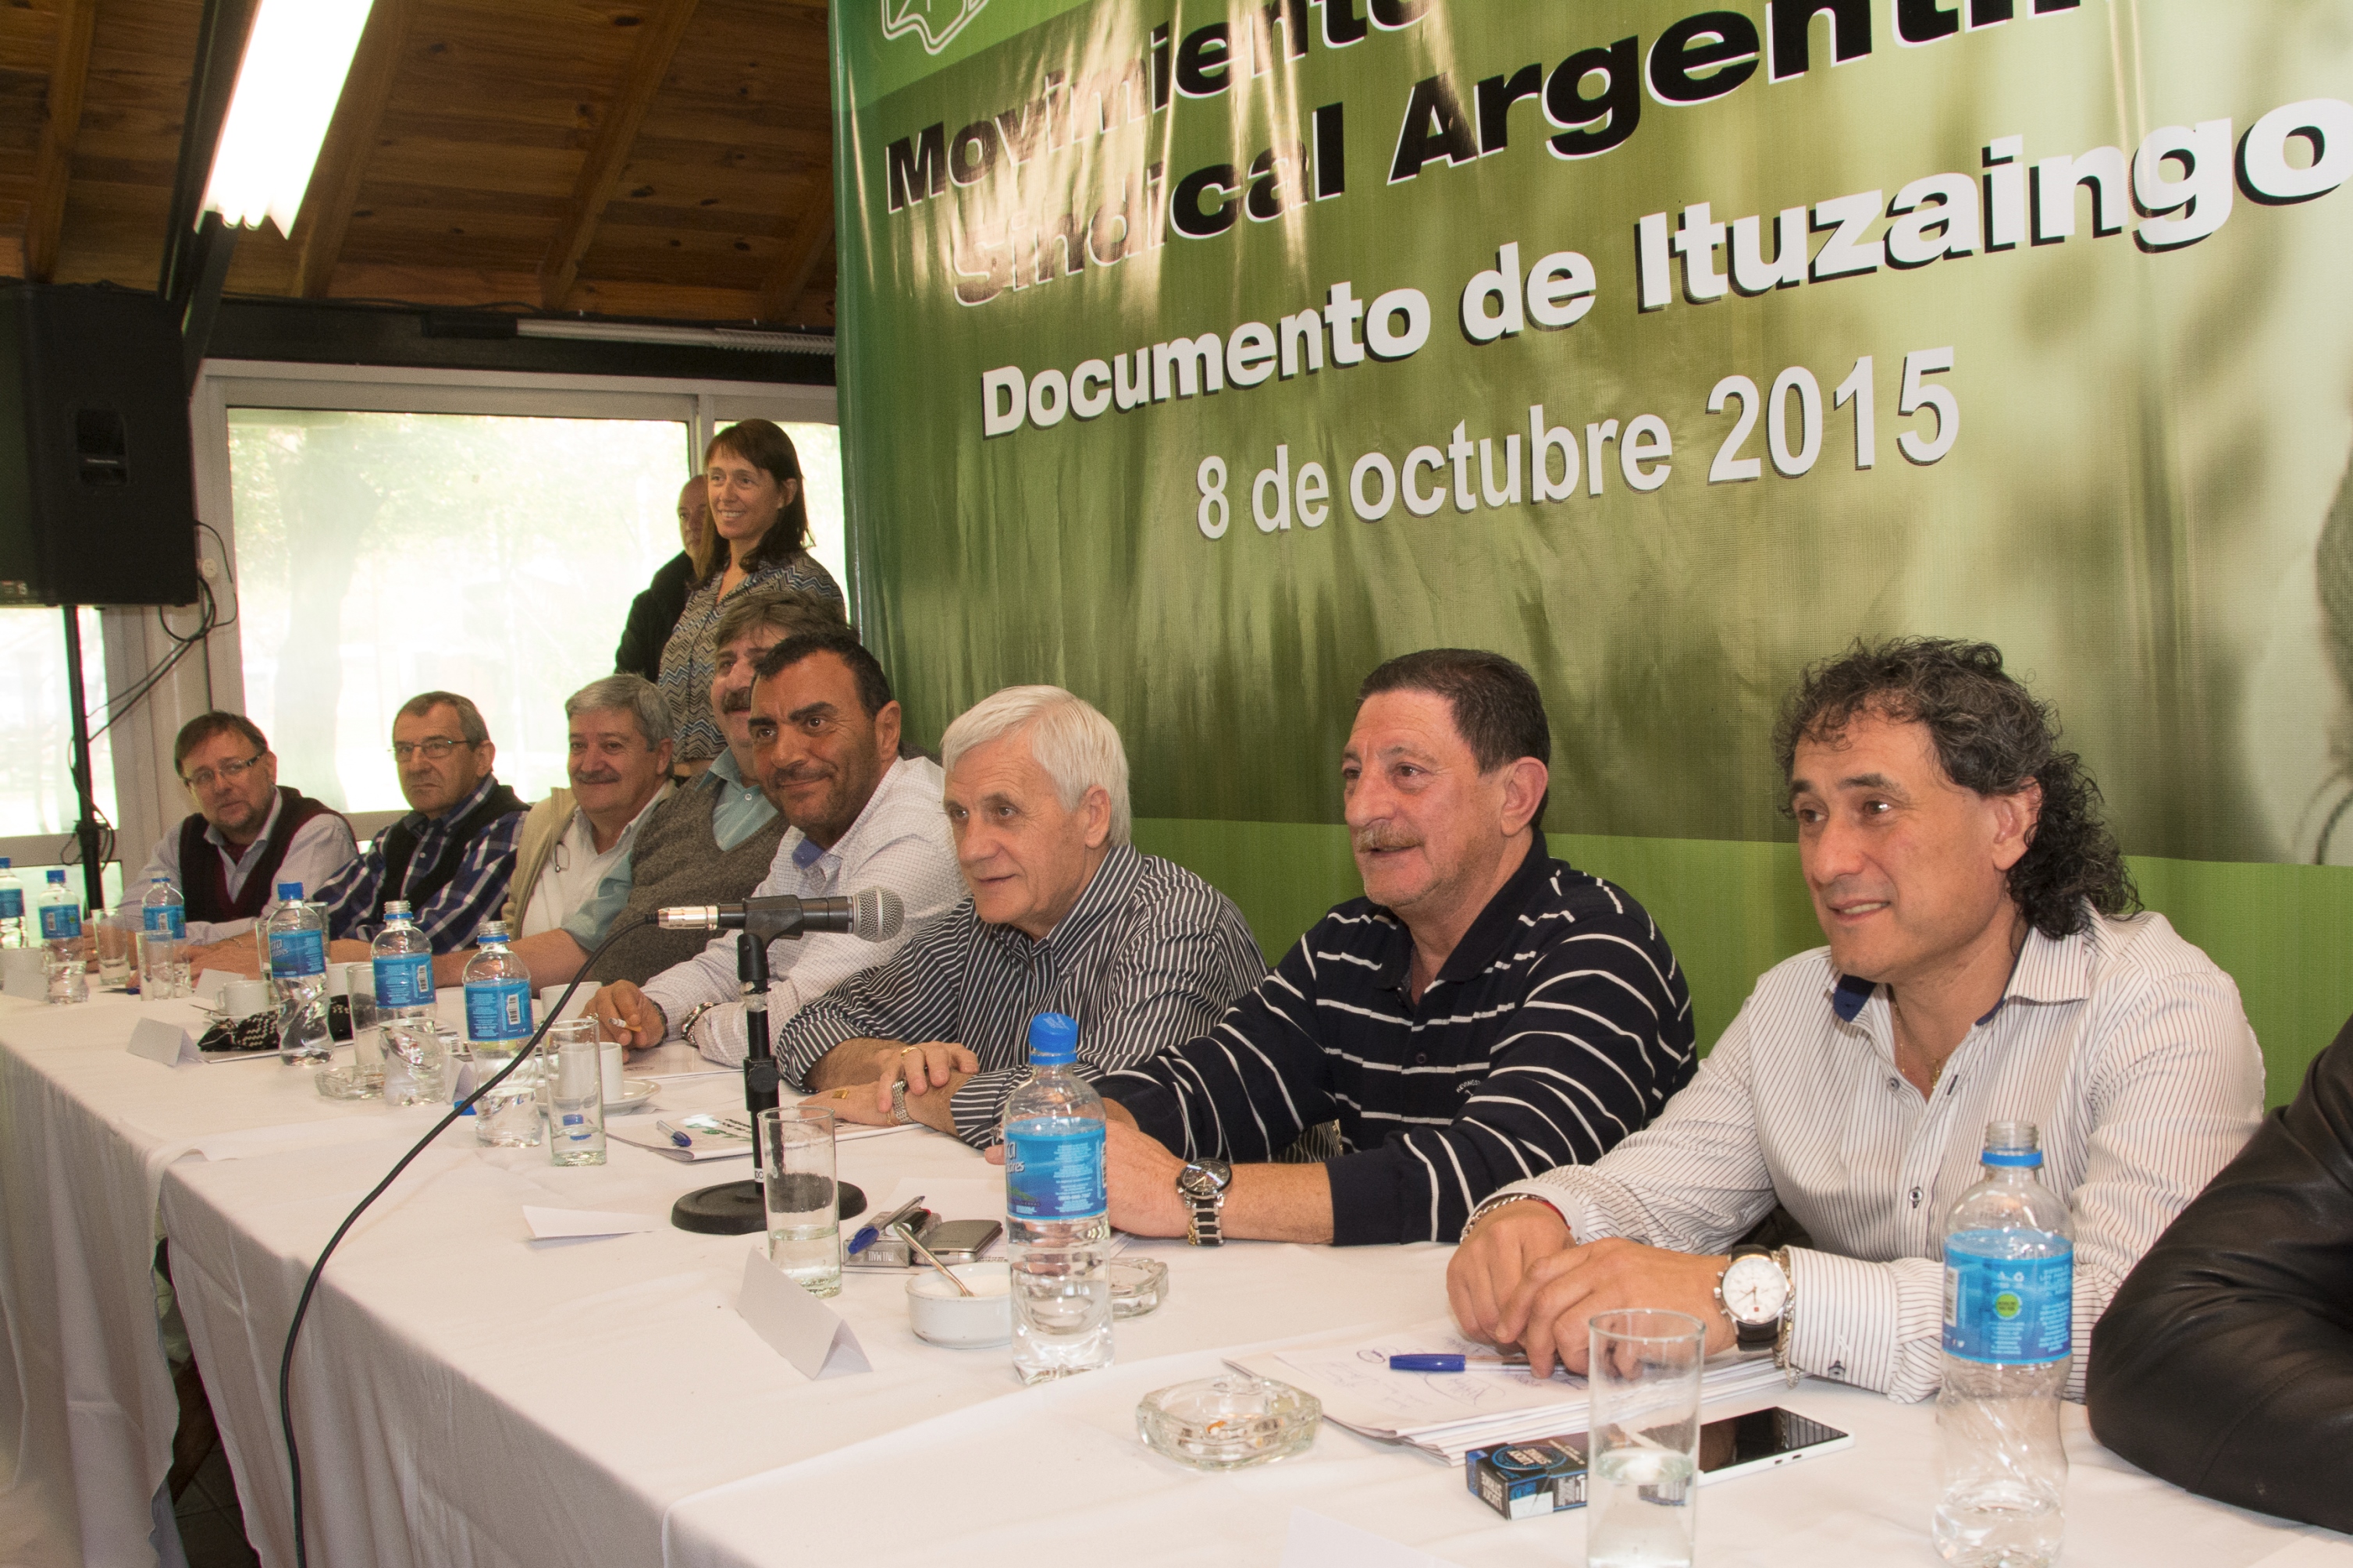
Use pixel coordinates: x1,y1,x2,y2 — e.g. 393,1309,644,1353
906,1261,1013,1348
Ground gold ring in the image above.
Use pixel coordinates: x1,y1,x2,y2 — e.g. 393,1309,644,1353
833,1089,853,1100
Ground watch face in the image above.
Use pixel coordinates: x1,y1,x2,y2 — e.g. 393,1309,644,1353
1721,1255,1789,1325
1177,1159,1232,1197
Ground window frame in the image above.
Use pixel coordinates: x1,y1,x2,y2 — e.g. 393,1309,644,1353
93,361,840,878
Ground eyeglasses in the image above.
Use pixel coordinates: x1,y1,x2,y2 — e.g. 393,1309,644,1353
182,753,265,792
390,738,468,763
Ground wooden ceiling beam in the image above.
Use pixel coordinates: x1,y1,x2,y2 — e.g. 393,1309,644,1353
24,0,100,283
537,0,702,313
290,0,414,298
756,180,831,325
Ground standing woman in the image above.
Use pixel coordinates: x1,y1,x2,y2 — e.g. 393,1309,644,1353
657,421,845,775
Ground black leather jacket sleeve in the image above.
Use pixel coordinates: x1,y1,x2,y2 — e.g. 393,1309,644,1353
2087,1016,2353,1532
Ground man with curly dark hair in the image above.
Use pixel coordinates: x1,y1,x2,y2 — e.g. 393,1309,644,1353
1447,638,2262,1404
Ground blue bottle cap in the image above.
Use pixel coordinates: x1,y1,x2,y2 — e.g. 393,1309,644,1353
0,857,12,868
47,869,66,884
1028,1012,1078,1065
1981,1147,2044,1168
276,881,304,899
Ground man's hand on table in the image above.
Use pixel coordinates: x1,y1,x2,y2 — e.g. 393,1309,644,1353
327,939,373,964
185,932,262,979
803,1038,977,1134
586,980,668,1049
1449,1201,1734,1375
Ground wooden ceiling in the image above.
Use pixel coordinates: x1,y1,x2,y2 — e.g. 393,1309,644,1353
0,0,838,327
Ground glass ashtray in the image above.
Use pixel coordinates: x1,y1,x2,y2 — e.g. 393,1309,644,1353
315,1066,383,1100
1136,1374,1319,1471
1107,1256,1169,1318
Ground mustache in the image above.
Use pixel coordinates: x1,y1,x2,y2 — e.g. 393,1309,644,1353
767,762,835,788
1352,826,1422,853
571,770,621,787
719,688,753,714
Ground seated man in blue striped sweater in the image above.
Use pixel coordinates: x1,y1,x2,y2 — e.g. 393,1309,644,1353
1448,638,2264,1402
1093,649,1699,1247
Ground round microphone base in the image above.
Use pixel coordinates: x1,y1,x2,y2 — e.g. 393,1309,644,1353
670,1178,867,1236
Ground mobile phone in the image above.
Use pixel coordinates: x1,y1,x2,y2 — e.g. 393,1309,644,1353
1696,1406,1853,1484
920,1218,1002,1261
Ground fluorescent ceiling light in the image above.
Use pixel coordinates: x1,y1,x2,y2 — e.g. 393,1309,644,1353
513,321,838,355
201,0,374,234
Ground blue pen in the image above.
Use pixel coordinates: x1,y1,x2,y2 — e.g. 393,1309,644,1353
653,1119,693,1149
848,1196,926,1257
1388,1353,1532,1373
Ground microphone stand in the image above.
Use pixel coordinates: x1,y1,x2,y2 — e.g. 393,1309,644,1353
668,914,863,1235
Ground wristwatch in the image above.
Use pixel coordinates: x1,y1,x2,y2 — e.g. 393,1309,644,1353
888,1078,914,1125
1716,1245,1792,1354
1176,1157,1232,1246
675,1001,721,1049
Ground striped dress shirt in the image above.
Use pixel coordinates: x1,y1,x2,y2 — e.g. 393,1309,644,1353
771,842,1265,1147
1495,908,2265,1403
1102,837,1696,1245
317,776,527,955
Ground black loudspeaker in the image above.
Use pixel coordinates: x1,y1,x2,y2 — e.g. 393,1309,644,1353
0,285,199,606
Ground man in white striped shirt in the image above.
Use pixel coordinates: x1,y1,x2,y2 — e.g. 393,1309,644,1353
1449,638,2263,1403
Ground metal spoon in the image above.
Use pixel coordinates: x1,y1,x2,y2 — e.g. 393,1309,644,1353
895,1221,975,1297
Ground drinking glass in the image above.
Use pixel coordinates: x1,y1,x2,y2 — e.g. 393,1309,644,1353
546,1022,607,1166
95,908,135,990
137,928,187,999
758,1105,840,1296
1586,1309,1706,1568
472,1044,543,1146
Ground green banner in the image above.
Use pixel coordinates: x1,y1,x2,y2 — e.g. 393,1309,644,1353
834,0,2353,1098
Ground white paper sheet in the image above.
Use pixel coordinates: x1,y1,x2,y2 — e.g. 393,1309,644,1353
733,1250,870,1380
522,1207,659,1239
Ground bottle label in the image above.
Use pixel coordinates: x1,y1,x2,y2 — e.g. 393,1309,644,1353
1942,1231,2073,1365
0,890,21,919
143,905,187,939
374,952,435,1008
1003,1115,1107,1220
269,929,326,978
38,904,80,941
558,1111,593,1143
465,978,533,1043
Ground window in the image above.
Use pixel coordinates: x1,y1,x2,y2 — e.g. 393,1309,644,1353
0,607,115,838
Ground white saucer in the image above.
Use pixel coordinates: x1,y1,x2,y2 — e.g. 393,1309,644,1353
604,1078,657,1115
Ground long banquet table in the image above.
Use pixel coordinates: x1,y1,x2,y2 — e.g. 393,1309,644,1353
5,989,2351,1568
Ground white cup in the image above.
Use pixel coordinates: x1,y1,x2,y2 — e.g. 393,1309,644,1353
600,1038,625,1104
0,947,45,1000
222,978,272,1019
539,985,590,1024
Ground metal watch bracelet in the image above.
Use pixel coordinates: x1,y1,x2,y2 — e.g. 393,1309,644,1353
1457,1191,1564,1244
1771,1245,1799,1385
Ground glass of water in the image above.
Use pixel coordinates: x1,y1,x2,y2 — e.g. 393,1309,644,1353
472,1044,544,1147
546,1022,607,1166
1586,1309,1706,1568
96,908,137,990
758,1105,840,1296
379,1019,447,1107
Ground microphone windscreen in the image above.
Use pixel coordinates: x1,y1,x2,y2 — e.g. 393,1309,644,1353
852,887,905,942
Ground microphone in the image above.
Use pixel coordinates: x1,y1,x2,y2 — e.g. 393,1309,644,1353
657,887,904,943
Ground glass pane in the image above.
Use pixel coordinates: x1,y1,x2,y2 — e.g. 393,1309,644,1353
0,606,116,837
226,411,691,812
775,421,848,597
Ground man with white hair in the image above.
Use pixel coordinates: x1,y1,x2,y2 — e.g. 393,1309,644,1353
786,684,1265,1146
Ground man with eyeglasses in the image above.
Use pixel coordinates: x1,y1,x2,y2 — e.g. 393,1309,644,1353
310,692,530,956
142,711,358,949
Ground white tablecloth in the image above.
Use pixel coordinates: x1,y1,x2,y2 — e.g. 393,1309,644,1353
7,997,2351,1568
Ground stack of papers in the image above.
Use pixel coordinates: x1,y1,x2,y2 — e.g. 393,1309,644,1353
1230,1319,1789,1463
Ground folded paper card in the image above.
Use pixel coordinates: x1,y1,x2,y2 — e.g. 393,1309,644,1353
735,1250,870,1381
522,1207,660,1239
126,1016,202,1067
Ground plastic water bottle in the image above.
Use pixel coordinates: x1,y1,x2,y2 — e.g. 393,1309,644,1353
265,880,332,1063
38,869,85,1004
371,900,436,1019
463,923,539,1145
1934,1121,2072,1567
140,876,187,998
0,858,24,948
1002,1012,1112,1384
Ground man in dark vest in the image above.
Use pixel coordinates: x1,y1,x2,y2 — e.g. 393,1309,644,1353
143,712,358,951
313,692,529,957
550,586,842,990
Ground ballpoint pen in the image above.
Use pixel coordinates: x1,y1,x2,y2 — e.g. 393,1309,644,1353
848,1196,926,1256
653,1119,693,1149
1387,1353,1534,1373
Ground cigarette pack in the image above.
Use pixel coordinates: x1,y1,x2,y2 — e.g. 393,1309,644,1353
1465,1433,1590,1520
